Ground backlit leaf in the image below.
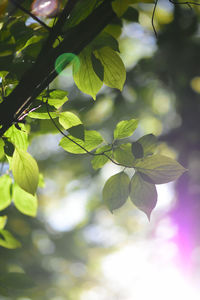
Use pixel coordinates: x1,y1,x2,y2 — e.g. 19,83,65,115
135,154,186,184
112,0,129,17
0,175,12,211
103,172,130,212
0,230,21,249
91,145,112,169
59,111,82,129
73,49,103,100
114,119,138,139
0,216,7,230
12,149,39,195
94,47,126,91
137,134,157,156
13,184,38,217
129,173,157,220
0,138,4,158
114,143,135,167
5,124,28,151
59,130,103,154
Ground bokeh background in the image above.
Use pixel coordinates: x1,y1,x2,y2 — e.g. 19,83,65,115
0,1,200,299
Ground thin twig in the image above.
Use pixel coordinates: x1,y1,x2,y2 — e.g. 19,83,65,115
9,0,51,31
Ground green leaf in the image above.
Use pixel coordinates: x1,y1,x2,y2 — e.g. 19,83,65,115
91,145,112,170
114,119,138,140
137,134,157,156
3,139,14,157
0,230,21,249
37,89,68,109
73,49,103,100
94,47,126,91
129,173,157,220
91,52,104,82
131,141,144,159
13,184,38,217
103,172,130,212
135,155,187,184
0,272,35,290
59,111,82,129
90,32,119,52
67,124,85,141
0,138,5,159
0,216,7,230
114,143,135,167
0,175,12,211
112,0,129,17
5,124,28,151
122,7,139,22
12,149,39,195
59,130,103,154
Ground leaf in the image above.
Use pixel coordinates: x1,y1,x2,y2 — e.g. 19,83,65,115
114,119,138,140
103,172,130,212
135,155,187,184
59,130,103,154
0,272,35,290
137,134,157,156
129,173,157,220
0,175,12,211
131,141,144,159
28,104,58,119
0,230,21,249
114,143,135,167
112,0,129,17
13,184,38,217
59,111,82,129
0,216,7,230
73,49,103,100
3,139,14,157
38,89,68,109
122,7,139,22
67,124,85,141
91,145,112,170
90,32,119,52
0,138,5,159
94,47,126,91
5,124,28,151
91,52,104,82
12,149,39,195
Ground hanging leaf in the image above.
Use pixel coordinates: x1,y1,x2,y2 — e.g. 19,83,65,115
114,143,135,167
90,32,119,52
5,124,28,151
59,130,103,154
137,134,157,156
0,175,12,211
91,52,104,82
114,119,138,140
91,145,112,169
13,184,38,217
59,111,82,129
12,149,39,195
135,154,186,184
0,138,5,159
0,230,21,249
73,49,103,100
103,172,130,212
112,0,129,17
131,141,144,159
94,47,126,91
0,216,7,230
129,173,157,220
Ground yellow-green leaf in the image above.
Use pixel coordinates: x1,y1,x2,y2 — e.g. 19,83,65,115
114,119,138,139
112,0,129,17
130,173,157,220
103,172,130,212
73,49,103,100
0,216,7,230
94,47,126,91
59,112,82,129
5,124,28,151
0,175,12,211
0,138,5,159
91,145,112,170
13,184,38,217
59,130,103,154
12,149,39,195
0,230,21,249
135,155,187,184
